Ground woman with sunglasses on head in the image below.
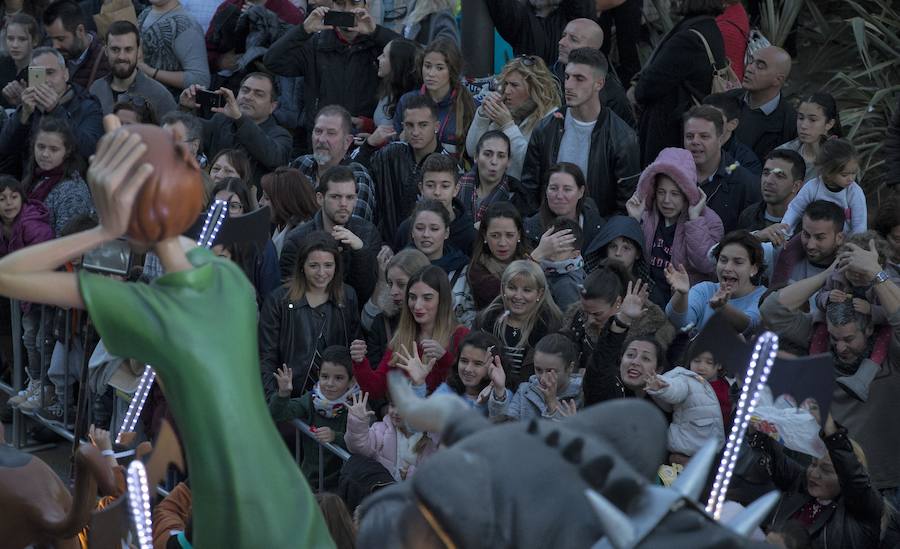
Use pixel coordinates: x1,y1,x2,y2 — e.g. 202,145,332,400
210,177,280,306
350,264,469,399
393,37,475,157
260,231,360,399
465,54,561,180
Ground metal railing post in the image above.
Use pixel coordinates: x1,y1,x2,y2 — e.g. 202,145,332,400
10,299,23,448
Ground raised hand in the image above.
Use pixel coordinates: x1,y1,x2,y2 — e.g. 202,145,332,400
348,392,375,421
395,344,436,386
755,223,789,246
559,399,578,417
619,279,648,321
367,125,396,147
349,339,367,363
214,87,241,119
87,126,154,238
709,286,732,310
536,370,559,412
302,6,331,33
377,245,394,275
487,354,506,398
664,263,690,295
274,364,293,397
644,374,668,392
626,193,645,221
89,424,113,452
531,227,575,261
350,8,375,34
837,239,882,280
420,339,446,363
331,225,364,250
828,289,848,303
179,84,201,109
688,188,707,220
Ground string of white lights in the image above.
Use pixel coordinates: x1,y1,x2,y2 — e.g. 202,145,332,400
127,460,153,549
706,332,778,519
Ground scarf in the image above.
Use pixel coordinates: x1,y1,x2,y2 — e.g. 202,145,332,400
480,255,508,278
28,166,67,204
809,323,892,376
540,255,585,275
311,381,360,418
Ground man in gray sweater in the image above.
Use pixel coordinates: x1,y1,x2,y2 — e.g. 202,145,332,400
89,21,177,123
137,0,211,95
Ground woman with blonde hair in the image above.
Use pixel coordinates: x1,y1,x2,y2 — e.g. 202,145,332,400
350,265,469,399
393,37,476,157
466,55,561,179
476,259,562,387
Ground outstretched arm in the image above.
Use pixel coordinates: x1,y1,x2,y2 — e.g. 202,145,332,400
0,127,153,309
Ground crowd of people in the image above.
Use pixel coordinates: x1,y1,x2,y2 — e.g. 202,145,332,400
0,0,899,546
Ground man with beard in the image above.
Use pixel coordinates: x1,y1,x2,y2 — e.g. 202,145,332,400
279,165,381,305
738,149,804,233
43,0,109,89
89,21,177,122
760,238,900,508
290,105,377,224
521,47,639,216
179,72,292,183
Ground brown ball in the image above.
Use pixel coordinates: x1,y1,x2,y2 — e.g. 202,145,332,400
116,124,204,244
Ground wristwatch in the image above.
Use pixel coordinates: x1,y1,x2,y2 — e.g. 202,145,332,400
872,270,890,285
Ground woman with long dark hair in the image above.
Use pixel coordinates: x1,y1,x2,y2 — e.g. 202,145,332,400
259,167,318,256
467,202,530,310
776,91,843,181
259,231,360,398
374,38,422,128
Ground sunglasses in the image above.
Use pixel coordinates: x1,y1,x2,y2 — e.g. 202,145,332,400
516,54,537,66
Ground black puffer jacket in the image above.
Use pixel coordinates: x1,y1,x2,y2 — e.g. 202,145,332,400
634,16,726,166
485,0,592,66
279,211,382,306
263,25,399,130
751,426,883,549
258,283,360,398
521,106,640,216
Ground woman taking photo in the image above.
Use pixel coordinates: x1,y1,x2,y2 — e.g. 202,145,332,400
476,259,562,387
465,54,561,180
362,248,431,367
777,91,843,182
22,117,92,237
350,264,469,399
259,167,318,256
393,37,475,156
259,232,360,398
0,13,38,108
373,38,422,128
467,202,530,310
524,162,605,250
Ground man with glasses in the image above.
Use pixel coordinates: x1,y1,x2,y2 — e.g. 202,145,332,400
161,110,208,167
264,0,399,148
179,72,292,183
90,21,177,122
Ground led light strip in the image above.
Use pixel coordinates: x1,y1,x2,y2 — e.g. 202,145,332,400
706,331,778,519
127,460,153,549
115,201,229,443
115,366,156,444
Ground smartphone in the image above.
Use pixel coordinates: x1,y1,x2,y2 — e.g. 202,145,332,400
82,239,133,277
196,88,225,119
323,10,356,28
28,66,46,89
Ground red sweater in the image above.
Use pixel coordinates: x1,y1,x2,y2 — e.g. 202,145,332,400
710,377,732,430
716,3,749,79
353,326,470,399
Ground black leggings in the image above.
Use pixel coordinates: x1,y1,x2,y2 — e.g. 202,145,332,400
599,0,643,85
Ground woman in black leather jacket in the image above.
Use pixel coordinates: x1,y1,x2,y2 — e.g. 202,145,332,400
750,416,883,549
259,231,359,398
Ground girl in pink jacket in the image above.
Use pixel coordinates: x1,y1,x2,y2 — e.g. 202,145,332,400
625,147,724,307
344,392,439,481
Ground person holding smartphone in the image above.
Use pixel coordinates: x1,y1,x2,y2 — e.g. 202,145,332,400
263,0,400,138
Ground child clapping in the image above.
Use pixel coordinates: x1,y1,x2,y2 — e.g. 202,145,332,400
268,345,358,490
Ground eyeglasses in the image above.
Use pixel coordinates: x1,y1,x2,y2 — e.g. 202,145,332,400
227,200,244,213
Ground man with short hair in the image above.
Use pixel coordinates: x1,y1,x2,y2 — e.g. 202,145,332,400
683,105,760,234
554,18,634,127
137,0,211,93
702,92,762,174
724,46,797,160
161,110,206,167
484,0,591,66
770,200,846,292
354,95,455,243
394,153,476,253
90,21,177,122
280,165,382,304
761,240,900,503
43,0,109,89
0,47,102,174
180,72,291,182
522,47,640,216
738,149,804,233
264,0,399,137
290,105,376,224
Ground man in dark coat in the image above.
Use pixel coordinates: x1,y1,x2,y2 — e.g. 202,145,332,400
263,2,399,137
43,0,110,90
484,0,592,67
522,48,640,217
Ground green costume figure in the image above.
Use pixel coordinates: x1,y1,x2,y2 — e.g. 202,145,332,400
0,126,335,548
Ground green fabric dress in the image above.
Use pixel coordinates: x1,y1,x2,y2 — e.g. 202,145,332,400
78,247,334,548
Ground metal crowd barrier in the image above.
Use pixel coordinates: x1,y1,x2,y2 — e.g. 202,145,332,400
292,418,351,492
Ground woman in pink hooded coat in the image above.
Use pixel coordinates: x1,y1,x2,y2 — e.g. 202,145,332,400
625,147,724,307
